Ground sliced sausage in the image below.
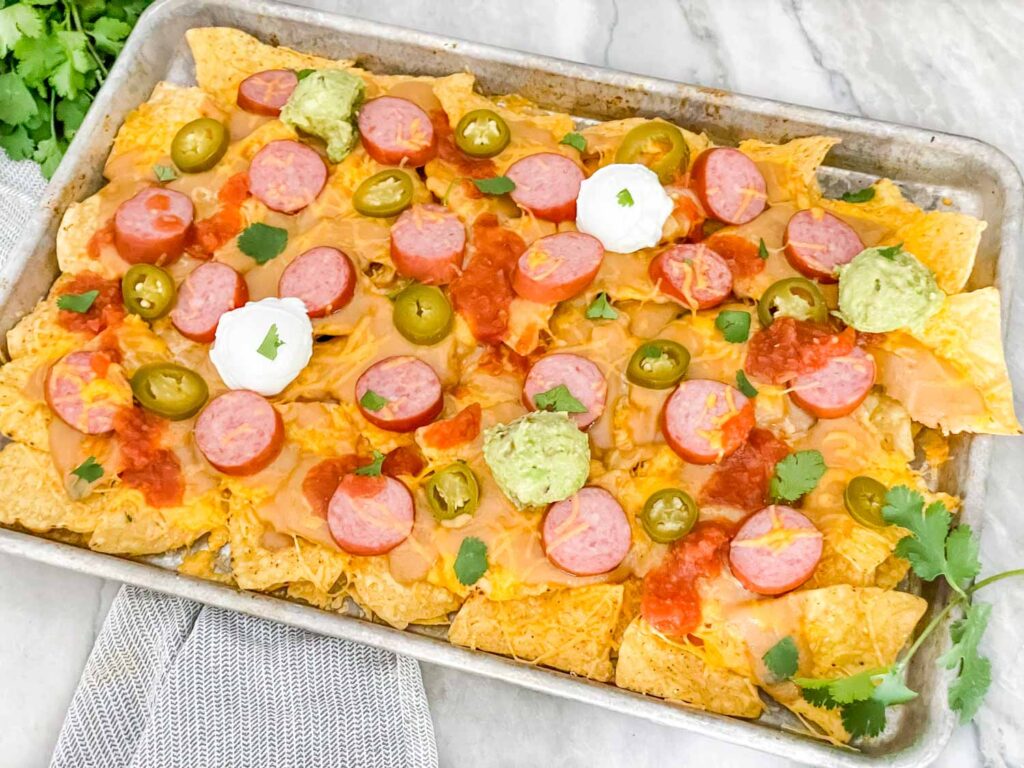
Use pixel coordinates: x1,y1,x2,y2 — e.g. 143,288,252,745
355,355,443,432
328,473,415,555
195,390,284,475
789,346,876,419
649,243,734,310
248,140,327,214
237,69,299,117
505,153,584,222
45,350,129,435
278,246,356,317
729,505,823,595
357,96,436,167
690,147,767,225
512,232,604,303
523,353,607,430
113,187,194,265
662,379,755,464
784,208,865,283
542,487,631,576
389,204,466,285
171,262,248,343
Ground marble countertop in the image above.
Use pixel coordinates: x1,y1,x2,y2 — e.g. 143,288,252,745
3,0,1024,765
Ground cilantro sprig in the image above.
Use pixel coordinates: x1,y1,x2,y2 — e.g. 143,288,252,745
780,485,1024,738
354,450,385,477
57,289,98,313
769,450,825,503
472,175,515,195
533,384,586,414
238,222,287,264
0,0,153,178
585,292,618,320
454,536,488,586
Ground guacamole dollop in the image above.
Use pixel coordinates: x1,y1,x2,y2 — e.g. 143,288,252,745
837,246,944,333
482,411,590,510
280,70,365,163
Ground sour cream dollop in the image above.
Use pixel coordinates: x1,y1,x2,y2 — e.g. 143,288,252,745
210,297,313,396
575,163,674,253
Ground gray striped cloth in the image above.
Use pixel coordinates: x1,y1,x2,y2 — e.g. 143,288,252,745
0,153,438,768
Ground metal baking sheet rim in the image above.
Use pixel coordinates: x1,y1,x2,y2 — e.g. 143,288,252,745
0,0,1020,766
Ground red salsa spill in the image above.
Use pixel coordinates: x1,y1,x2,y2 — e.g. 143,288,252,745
57,272,125,335
704,232,766,279
418,403,482,450
302,455,363,519
113,407,184,508
188,172,251,258
700,428,791,512
744,316,856,384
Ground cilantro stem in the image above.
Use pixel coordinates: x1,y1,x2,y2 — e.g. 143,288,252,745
66,0,108,78
969,568,1024,594
897,598,959,670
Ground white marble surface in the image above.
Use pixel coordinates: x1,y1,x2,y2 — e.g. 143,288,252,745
3,0,1024,765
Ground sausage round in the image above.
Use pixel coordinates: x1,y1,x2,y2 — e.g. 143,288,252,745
784,208,865,283
45,350,127,435
542,487,631,576
690,147,767,225
327,473,415,555
662,379,755,464
278,246,356,317
195,390,284,475
171,262,249,343
789,346,876,419
357,96,436,167
248,140,327,214
505,153,584,222
355,355,443,432
648,243,734,310
512,231,604,303
523,353,607,430
236,69,299,117
728,505,823,595
113,187,195,265
389,204,466,285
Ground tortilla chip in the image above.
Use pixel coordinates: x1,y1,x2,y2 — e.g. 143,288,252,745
0,442,97,534
286,580,350,612
817,178,918,231
178,526,233,585
347,555,462,630
105,82,217,180
227,488,347,593
801,510,909,590
186,27,355,108
579,117,710,173
738,136,840,207
448,585,622,681
502,298,553,356
615,618,763,717
0,355,51,450
5,275,92,359
278,401,360,457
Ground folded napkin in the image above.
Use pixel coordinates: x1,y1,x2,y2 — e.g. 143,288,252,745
0,154,438,768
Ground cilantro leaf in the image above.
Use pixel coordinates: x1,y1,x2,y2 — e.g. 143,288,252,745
871,670,918,706
153,164,177,182
0,125,33,160
840,186,876,203
617,188,634,207
359,389,387,412
769,450,826,502
0,5,44,58
57,289,99,313
882,486,954,586
715,310,750,343
840,697,887,738
454,536,488,586
0,72,38,125
533,384,586,414
736,370,758,398
586,292,618,320
256,324,285,360
296,68,315,80
14,33,62,89
89,17,132,57
939,601,992,723
71,456,103,483
33,135,65,178
757,238,769,260
762,636,798,680
51,30,96,99
945,524,981,592
237,223,288,264
795,678,840,710
354,450,385,477
876,243,902,260
827,668,880,704
472,176,515,195
56,93,91,137
560,131,586,152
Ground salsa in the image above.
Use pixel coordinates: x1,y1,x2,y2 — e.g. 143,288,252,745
418,403,482,450
449,214,526,343
641,520,734,639
704,232,766,279
382,445,427,478
700,428,790,512
188,172,250,257
86,219,115,260
744,316,856,384
57,271,124,335
302,455,362,519
112,407,184,508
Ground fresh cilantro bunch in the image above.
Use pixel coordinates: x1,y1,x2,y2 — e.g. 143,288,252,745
761,485,1024,739
0,0,152,177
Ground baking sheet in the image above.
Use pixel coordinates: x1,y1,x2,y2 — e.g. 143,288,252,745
0,0,1021,765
